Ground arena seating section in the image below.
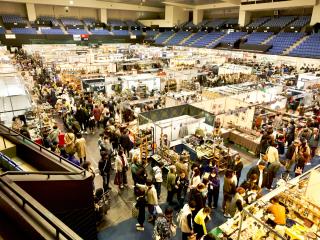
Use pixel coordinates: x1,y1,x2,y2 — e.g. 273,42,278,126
41,28,64,35
246,17,270,28
2,15,28,24
154,31,175,44
166,31,193,45
289,34,320,58
244,32,273,44
90,29,111,35
262,16,296,28
182,31,207,46
112,30,130,36
191,32,224,47
11,27,37,34
0,14,318,58
61,18,83,26
67,29,88,35
266,32,304,54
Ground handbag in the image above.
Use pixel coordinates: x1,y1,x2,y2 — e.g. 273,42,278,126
188,234,197,240
170,224,177,237
155,205,163,214
132,202,139,218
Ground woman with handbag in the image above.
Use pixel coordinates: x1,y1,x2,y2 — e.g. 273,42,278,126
153,207,176,240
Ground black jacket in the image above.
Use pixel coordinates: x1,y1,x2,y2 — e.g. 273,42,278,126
246,165,268,188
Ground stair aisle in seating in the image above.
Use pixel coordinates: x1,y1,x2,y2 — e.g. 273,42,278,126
190,32,225,48
181,31,206,46
284,35,310,55
154,31,175,45
166,31,192,45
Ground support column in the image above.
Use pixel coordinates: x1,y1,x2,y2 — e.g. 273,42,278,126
99,8,107,24
26,3,36,22
238,9,251,27
193,9,203,25
311,3,320,26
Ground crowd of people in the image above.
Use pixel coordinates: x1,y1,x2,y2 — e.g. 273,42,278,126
11,48,320,240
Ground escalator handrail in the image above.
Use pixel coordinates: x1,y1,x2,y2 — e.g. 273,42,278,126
0,124,84,172
0,170,87,178
0,177,83,240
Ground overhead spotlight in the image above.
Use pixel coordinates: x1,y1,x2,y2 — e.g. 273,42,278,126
69,0,74,4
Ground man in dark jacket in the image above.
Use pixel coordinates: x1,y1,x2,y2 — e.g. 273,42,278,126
246,161,268,189
285,139,300,171
98,150,112,190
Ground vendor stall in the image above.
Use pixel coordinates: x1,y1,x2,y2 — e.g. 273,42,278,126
213,165,320,240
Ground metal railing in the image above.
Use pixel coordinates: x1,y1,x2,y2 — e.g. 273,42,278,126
0,170,86,179
0,177,83,240
0,123,84,173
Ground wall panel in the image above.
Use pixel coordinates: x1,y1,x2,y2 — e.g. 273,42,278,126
0,2,27,17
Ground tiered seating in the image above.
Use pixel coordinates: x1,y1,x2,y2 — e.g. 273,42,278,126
83,18,96,26
245,32,273,44
262,16,295,28
108,19,126,27
191,32,224,47
131,30,142,36
266,32,304,54
205,19,226,28
112,30,130,36
145,30,159,37
197,20,208,27
246,17,270,28
166,31,192,45
41,28,64,35
154,31,175,44
126,20,141,27
289,16,311,28
67,29,88,35
2,15,27,24
225,19,238,25
90,29,111,35
38,16,60,25
211,31,246,47
11,27,37,34
184,21,196,28
182,31,207,46
289,34,320,58
61,18,83,26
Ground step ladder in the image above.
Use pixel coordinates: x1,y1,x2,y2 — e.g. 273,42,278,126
140,137,149,164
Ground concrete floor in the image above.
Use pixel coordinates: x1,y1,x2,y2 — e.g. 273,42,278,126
82,130,260,240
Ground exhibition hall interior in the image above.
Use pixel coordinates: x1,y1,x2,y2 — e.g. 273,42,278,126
1,0,320,239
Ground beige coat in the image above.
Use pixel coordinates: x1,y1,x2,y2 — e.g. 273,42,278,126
64,132,75,154
75,137,87,158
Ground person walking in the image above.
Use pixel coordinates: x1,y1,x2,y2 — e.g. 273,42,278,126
115,149,128,189
153,162,164,200
98,150,112,191
136,179,158,223
207,168,220,209
153,207,176,240
135,188,147,231
178,201,196,240
166,165,177,205
175,171,189,209
75,133,87,164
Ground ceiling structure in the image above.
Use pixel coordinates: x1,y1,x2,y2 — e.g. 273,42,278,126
97,0,219,8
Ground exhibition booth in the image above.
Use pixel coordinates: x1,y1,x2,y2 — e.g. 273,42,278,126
212,165,320,240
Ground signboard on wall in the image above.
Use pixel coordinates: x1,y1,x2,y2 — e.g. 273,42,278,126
73,35,81,41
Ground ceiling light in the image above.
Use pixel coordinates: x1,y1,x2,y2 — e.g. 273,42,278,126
69,0,74,4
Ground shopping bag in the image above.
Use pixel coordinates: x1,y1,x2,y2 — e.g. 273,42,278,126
132,202,138,218
155,205,163,214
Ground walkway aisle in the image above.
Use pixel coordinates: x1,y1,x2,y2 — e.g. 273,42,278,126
81,131,259,240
